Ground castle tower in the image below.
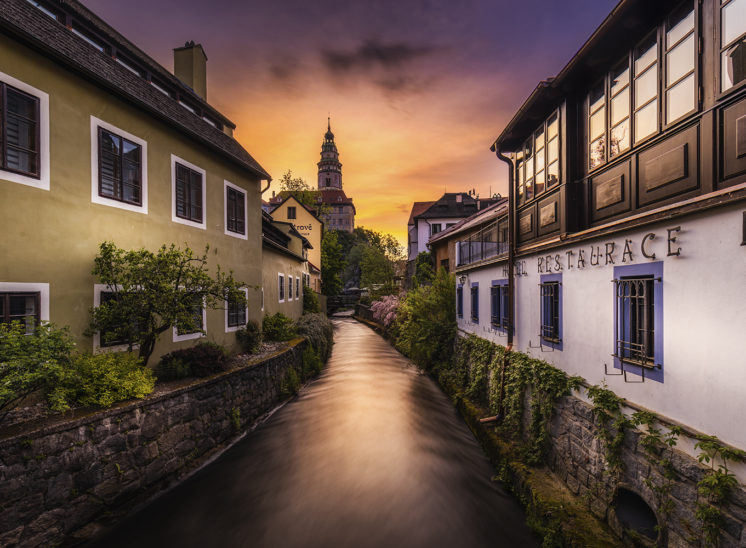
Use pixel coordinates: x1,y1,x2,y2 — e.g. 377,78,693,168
317,117,342,190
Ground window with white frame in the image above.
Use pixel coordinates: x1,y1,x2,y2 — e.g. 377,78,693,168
288,274,293,300
0,72,49,190
296,277,300,299
278,274,285,302
171,155,206,229
225,287,248,332
173,295,205,342
224,180,247,238
92,284,137,352
0,283,49,334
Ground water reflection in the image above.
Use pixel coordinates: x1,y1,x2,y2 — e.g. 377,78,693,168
92,318,537,548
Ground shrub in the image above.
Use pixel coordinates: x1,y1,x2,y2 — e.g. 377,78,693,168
62,352,155,408
0,321,75,421
303,287,321,314
236,320,262,354
280,367,300,397
370,294,400,327
157,341,228,379
295,313,334,361
302,345,323,377
263,313,297,341
154,356,191,381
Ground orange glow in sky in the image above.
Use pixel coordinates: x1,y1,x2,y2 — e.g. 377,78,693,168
85,0,618,245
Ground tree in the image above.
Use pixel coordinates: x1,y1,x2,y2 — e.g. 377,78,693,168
321,230,344,296
278,170,331,216
413,251,435,287
336,226,404,288
360,245,394,289
89,242,247,365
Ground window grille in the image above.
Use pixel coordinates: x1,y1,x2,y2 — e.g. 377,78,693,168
456,286,463,318
614,276,656,367
470,285,479,323
540,281,560,342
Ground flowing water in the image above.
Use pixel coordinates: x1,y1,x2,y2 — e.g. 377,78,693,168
93,317,537,548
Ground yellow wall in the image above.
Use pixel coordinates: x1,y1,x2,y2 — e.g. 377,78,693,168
0,35,264,360
261,246,305,320
270,197,323,270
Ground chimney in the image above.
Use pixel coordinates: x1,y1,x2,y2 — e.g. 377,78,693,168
174,41,207,101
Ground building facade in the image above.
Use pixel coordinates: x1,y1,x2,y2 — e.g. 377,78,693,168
0,0,269,359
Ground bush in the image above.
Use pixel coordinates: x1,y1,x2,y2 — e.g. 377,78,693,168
0,321,75,421
263,313,297,341
302,345,323,377
62,352,155,408
295,313,334,361
236,320,262,354
370,294,400,327
303,287,321,314
157,341,228,380
280,367,300,397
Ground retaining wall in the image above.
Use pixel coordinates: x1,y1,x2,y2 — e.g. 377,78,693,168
0,339,307,547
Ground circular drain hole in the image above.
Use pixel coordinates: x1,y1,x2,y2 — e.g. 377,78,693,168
613,487,658,540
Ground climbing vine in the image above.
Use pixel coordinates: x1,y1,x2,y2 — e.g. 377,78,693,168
587,384,629,478
694,435,746,547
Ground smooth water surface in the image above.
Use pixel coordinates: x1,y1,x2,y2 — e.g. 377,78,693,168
93,318,537,548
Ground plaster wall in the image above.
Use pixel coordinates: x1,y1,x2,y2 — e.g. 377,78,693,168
261,247,304,320
270,198,322,269
457,204,746,451
415,217,454,257
0,35,264,359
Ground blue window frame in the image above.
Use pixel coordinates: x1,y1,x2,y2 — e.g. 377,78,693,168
470,282,479,323
539,273,562,350
456,285,463,318
613,262,663,382
491,279,510,332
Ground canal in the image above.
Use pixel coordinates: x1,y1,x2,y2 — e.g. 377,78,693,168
92,317,537,547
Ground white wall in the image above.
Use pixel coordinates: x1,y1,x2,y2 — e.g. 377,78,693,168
416,217,455,257
457,204,746,451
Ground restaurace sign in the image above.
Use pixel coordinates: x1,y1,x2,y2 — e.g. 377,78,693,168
535,226,682,274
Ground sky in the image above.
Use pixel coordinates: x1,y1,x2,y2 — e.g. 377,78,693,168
84,0,619,244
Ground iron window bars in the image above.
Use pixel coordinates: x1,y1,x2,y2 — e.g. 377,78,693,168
613,275,659,368
470,285,479,323
490,285,509,330
540,281,561,343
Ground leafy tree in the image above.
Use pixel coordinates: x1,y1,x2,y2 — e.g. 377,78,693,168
89,242,246,366
395,267,456,371
413,251,435,287
0,321,75,421
336,227,404,288
321,230,345,296
360,245,395,289
278,170,331,216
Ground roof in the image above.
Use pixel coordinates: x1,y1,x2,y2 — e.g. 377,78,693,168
492,0,679,151
270,189,356,214
267,194,324,225
428,198,508,244
1,0,270,180
408,201,435,226
414,193,500,221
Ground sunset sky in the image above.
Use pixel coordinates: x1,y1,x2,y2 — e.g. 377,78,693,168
85,0,618,244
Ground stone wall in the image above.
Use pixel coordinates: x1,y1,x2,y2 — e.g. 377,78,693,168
0,339,308,547
545,394,746,547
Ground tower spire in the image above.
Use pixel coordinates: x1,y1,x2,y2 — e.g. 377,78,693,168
318,117,342,190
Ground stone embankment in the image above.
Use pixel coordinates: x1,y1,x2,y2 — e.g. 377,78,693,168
0,339,308,547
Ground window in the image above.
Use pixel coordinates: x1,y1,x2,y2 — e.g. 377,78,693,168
225,181,246,238
470,283,479,323
539,274,562,349
457,285,463,318
721,0,746,92
440,258,450,272
279,274,285,302
634,32,660,144
93,284,140,352
665,3,696,123
97,128,142,206
613,263,663,381
288,275,293,300
517,111,560,204
98,291,128,348
490,280,509,331
171,155,206,229
174,295,205,342
0,292,40,334
296,277,300,299
1,82,40,179
431,223,442,236
287,206,297,219
225,288,248,332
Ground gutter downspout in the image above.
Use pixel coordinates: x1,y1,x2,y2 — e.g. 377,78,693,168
260,178,272,195
493,147,514,350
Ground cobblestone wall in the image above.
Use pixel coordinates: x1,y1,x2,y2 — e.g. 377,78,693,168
546,395,746,547
0,340,307,547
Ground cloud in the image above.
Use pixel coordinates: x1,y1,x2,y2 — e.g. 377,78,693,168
321,39,435,73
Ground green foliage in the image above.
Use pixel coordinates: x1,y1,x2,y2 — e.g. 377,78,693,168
156,341,229,380
302,345,323,377
587,384,629,477
229,407,241,434
295,313,334,361
360,245,395,289
278,169,331,216
236,320,262,354
337,227,404,289
412,251,435,287
395,267,456,371
693,435,746,547
321,231,344,296
263,313,297,341
302,287,321,314
0,321,75,421
280,367,300,397
88,241,246,365
61,352,155,408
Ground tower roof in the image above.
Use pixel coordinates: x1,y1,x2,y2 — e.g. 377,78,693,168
324,116,334,140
